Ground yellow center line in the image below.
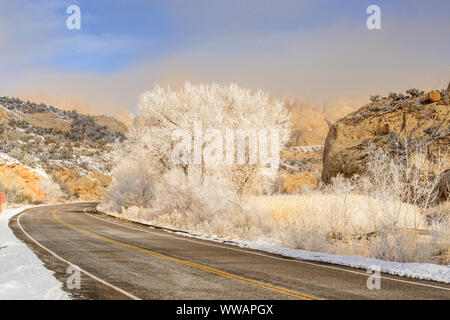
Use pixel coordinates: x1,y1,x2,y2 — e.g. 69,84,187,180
52,209,323,300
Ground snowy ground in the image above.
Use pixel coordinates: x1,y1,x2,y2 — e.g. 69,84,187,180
0,207,69,300
105,212,450,284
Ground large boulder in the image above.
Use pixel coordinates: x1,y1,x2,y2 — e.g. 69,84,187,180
436,170,450,202
322,90,449,189
428,90,441,102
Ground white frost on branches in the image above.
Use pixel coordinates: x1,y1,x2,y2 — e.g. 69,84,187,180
106,82,290,211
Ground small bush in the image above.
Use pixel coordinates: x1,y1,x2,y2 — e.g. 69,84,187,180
39,178,63,201
406,88,421,97
6,183,33,204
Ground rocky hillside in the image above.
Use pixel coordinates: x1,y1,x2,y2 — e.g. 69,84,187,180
322,87,449,197
0,96,127,202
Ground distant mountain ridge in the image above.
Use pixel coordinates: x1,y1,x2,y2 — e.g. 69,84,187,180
0,96,127,141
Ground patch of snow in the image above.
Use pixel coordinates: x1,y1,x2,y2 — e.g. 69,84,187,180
30,166,49,180
0,207,69,300
287,146,324,152
0,153,21,166
0,105,23,120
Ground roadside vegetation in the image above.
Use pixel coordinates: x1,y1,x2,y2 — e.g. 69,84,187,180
0,181,33,205
101,84,449,265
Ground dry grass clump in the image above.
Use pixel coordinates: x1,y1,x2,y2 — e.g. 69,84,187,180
244,191,445,263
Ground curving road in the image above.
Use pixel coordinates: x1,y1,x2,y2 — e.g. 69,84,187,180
9,203,450,300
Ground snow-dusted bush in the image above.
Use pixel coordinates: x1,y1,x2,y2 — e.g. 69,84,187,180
5,183,32,204
38,178,63,201
368,228,434,263
317,146,447,262
106,156,153,211
22,153,35,168
8,147,24,161
358,144,445,228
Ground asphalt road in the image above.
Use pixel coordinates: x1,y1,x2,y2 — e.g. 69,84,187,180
10,203,450,300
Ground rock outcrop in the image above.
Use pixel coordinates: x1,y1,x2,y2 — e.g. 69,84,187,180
53,169,111,200
428,90,441,103
322,89,449,187
0,107,8,122
436,169,449,202
0,164,45,201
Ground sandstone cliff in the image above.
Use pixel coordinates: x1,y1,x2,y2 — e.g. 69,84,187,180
0,164,45,202
322,88,449,187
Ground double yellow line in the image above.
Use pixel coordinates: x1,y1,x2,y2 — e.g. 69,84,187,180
52,210,322,300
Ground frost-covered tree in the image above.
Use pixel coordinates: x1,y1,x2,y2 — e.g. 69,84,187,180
107,82,290,211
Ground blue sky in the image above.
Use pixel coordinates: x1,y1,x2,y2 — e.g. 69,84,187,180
51,1,177,72
44,0,450,73
0,0,448,116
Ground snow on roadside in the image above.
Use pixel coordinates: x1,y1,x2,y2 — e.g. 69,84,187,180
178,232,450,284
0,207,69,300
104,212,450,284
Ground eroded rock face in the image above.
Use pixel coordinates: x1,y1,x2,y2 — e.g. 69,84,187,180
0,165,112,202
322,90,449,187
436,170,450,202
0,164,45,201
53,169,111,200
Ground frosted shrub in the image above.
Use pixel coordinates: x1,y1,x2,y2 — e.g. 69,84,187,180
106,156,153,211
361,145,444,228
368,228,434,263
22,153,36,168
319,145,448,263
39,178,63,201
5,183,33,204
